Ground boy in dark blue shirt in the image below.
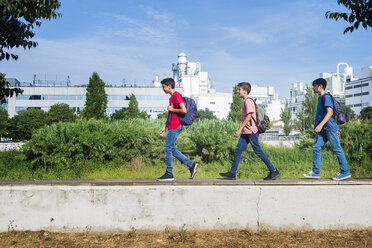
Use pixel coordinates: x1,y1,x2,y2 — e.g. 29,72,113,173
302,78,351,180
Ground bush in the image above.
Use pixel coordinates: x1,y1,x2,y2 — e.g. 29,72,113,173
21,119,164,177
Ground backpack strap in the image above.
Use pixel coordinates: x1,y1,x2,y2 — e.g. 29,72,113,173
248,97,258,126
322,93,335,118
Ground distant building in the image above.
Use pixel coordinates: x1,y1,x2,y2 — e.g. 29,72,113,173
6,83,175,119
171,52,232,119
345,66,372,115
320,62,354,104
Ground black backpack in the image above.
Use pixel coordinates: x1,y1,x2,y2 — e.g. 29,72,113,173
322,93,349,125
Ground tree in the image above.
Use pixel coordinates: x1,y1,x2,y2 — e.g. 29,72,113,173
0,106,9,138
9,108,48,140
0,0,61,61
48,103,76,125
111,94,149,120
297,86,319,131
280,103,293,136
156,111,168,120
360,106,372,120
325,0,372,34
228,84,243,122
111,108,126,121
81,72,108,120
0,72,23,104
341,103,355,120
196,108,217,120
125,94,141,119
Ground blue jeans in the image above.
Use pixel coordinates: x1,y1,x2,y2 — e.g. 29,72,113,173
164,126,192,175
230,133,276,174
312,130,349,175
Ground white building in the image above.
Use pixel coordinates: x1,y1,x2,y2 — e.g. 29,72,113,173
286,82,306,121
171,53,232,119
320,62,354,103
345,66,372,115
6,79,178,119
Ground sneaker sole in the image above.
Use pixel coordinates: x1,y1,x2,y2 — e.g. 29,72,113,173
190,163,199,179
264,174,280,180
156,178,174,181
302,174,320,179
332,175,351,181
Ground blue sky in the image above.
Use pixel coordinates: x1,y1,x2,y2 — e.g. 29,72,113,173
1,0,371,98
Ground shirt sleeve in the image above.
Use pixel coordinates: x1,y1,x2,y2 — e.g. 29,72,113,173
172,92,183,108
246,99,255,114
324,95,333,109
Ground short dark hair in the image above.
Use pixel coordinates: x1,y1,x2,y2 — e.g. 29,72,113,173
312,78,327,89
161,78,175,89
238,82,251,94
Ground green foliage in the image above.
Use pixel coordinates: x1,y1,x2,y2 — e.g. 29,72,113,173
0,72,23,104
81,72,108,120
297,86,318,131
21,119,164,177
110,94,149,120
48,103,76,125
228,84,242,122
360,106,372,120
156,111,168,120
2,119,371,179
341,103,355,120
125,94,140,118
9,108,48,141
339,119,372,164
0,0,61,61
0,106,9,137
186,119,238,163
325,0,372,34
280,103,293,136
196,108,217,121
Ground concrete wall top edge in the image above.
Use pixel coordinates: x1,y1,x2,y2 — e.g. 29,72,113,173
0,178,371,186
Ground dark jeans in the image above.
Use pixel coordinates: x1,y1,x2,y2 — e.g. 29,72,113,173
230,133,276,174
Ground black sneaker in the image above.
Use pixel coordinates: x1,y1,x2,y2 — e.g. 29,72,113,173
264,169,280,180
219,172,236,180
189,162,199,179
156,173,174,181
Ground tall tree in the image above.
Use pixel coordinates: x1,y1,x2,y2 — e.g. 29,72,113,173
228,84,243,122
48,103,76,125
280,103,293,136
81,72,108,120
326,0,372,34
297,86,319,132
125,94,141,119
0,106,9,138
0,0,61,61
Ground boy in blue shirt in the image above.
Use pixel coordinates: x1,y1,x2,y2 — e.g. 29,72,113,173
302,78,351,181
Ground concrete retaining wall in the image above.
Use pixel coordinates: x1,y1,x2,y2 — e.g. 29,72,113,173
0,180,371,232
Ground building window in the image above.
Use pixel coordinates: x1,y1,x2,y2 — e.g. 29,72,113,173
362,83,369,87
362,92,369,95
345,94,353,98
354,93,362,97
345,86,352,90
354,103,362,107
210,102,215,104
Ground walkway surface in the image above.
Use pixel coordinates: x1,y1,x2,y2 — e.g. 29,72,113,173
0,178,371,186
